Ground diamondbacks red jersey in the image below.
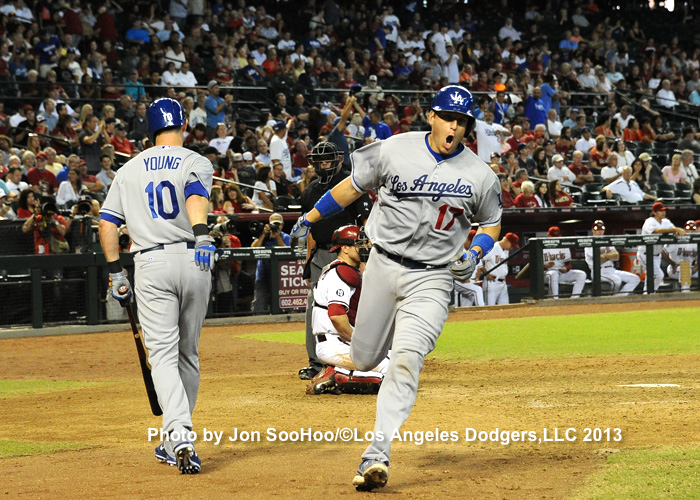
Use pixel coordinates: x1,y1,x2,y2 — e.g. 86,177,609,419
100,145,213,252
349,132,502,265
312,261,362,334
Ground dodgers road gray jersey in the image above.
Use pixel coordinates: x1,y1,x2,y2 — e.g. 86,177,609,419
350,132,502,265
101,146,213,251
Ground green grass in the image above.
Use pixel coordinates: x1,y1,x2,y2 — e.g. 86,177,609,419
572,446,700,500
0,440,90,458
0,380,109,398
239,308,700,360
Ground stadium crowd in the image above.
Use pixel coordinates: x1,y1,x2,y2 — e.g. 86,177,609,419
0,0,699,307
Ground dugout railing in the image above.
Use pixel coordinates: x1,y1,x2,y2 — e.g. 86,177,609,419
528,233,700,300
0,246,307,329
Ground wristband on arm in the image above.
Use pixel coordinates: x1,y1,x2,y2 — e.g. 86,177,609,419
315,190,344,218
470,233,495,258
107,260,123,273
192,223,209,237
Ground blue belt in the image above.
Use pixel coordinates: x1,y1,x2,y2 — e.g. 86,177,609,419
139,242,196,254
374,246,447,270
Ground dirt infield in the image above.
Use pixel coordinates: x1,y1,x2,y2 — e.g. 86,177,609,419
1,300,699,499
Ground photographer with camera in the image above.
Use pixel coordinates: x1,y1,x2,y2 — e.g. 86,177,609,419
250,212,290,314
21,198,70,254
210,215,242,314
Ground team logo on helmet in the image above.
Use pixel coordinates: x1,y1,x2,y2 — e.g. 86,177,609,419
450,91,466,106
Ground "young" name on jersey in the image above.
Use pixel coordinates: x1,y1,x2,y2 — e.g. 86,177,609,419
144,156,181,171
389,174,473,201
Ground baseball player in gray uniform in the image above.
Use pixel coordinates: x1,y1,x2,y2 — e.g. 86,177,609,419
291,85,502,491
99,98,214,474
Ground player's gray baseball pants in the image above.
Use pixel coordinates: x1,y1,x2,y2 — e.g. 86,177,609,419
304,248,336,370
350,250,453,463
134,247,211,450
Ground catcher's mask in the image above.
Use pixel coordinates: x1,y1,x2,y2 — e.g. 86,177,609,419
308,141,342,185
356,226,371,263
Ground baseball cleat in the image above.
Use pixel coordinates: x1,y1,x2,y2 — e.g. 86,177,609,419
306,366,341,395
154,443,176,466
173,442,201,474
352,458,389,491
298,366,320,380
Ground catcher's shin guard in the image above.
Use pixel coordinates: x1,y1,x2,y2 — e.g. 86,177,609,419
333,368,383,395
306,366,341,395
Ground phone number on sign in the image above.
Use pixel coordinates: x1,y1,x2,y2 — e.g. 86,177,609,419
280,297,306,307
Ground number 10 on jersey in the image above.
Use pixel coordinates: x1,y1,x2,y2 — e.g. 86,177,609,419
145,180,180,219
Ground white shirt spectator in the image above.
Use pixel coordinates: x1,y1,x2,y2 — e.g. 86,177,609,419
475,119,509,163
547,118,563,138
176,69,198,88
498,20,521,42
270,134,292,179
548,165,577,184
575,136,596,155
430,31,451,60
278,38,296,51
600,165,620,183
209,136,233,156
164,47,186,69
252,180,277,207
612,111,634,130
656,87,678,108
606,177,646,203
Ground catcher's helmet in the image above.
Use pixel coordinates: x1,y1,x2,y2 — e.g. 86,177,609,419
329,224,361,253
308,141,343,185
148,98,186,139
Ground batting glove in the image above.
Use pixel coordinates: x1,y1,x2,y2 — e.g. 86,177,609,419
290,213,312,239
194,235,216,272
449,250,479,282
108,270,132,307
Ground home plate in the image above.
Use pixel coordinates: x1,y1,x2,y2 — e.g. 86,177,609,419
618,384,681,388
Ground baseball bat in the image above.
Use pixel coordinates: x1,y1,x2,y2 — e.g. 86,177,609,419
123,296,163,416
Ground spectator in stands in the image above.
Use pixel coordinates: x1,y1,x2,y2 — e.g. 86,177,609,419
549,180,575,207
534,180,551,207
16,188,38,219
475,111,510,163
205,80,234,138
589,136,610,172
546,109,563,138
5,166,28,195
655,79,678,108
252,166,276,211
110,123,137,157
603,165,657,203
569,150,595,185
270,118,295,179
678,128,700,154
499,174,514,209
55,166,82,209
523,86,547,126
513,180,538,208
27,152,58,195
611,139,634,167
251,212,290,313
679,150,699,184
613,105,635,130
96,155,116,191
662,154,690,186
548,154,577,184
692,178,700,204
209,123,234,156
575,127,595,155
78,159,105,198
531,147,549,178
601,153,623,183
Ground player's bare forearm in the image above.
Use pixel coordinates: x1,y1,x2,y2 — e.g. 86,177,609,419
306,177,363,223
330,314,353,341
185,194,209,227
98,218,121,264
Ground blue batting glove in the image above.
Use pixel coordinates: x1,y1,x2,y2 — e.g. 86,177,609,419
108,270,132,307
449,250,479,282
194,235,216,272
290,213,312,239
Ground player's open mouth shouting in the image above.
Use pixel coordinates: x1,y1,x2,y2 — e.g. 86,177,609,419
428,110,471,156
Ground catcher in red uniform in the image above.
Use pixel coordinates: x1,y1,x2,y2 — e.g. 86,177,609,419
306,225,390,395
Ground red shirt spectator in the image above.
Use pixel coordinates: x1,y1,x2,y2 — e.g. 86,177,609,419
551,190,575,207
501,188,515,208
110,127,136,156
513,193,539,208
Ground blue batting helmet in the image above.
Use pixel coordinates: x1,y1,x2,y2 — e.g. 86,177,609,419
147,98,186,139
431,85,475,119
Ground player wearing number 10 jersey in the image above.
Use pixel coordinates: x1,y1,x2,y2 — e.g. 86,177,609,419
289,85,502,490
99,98,214,474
